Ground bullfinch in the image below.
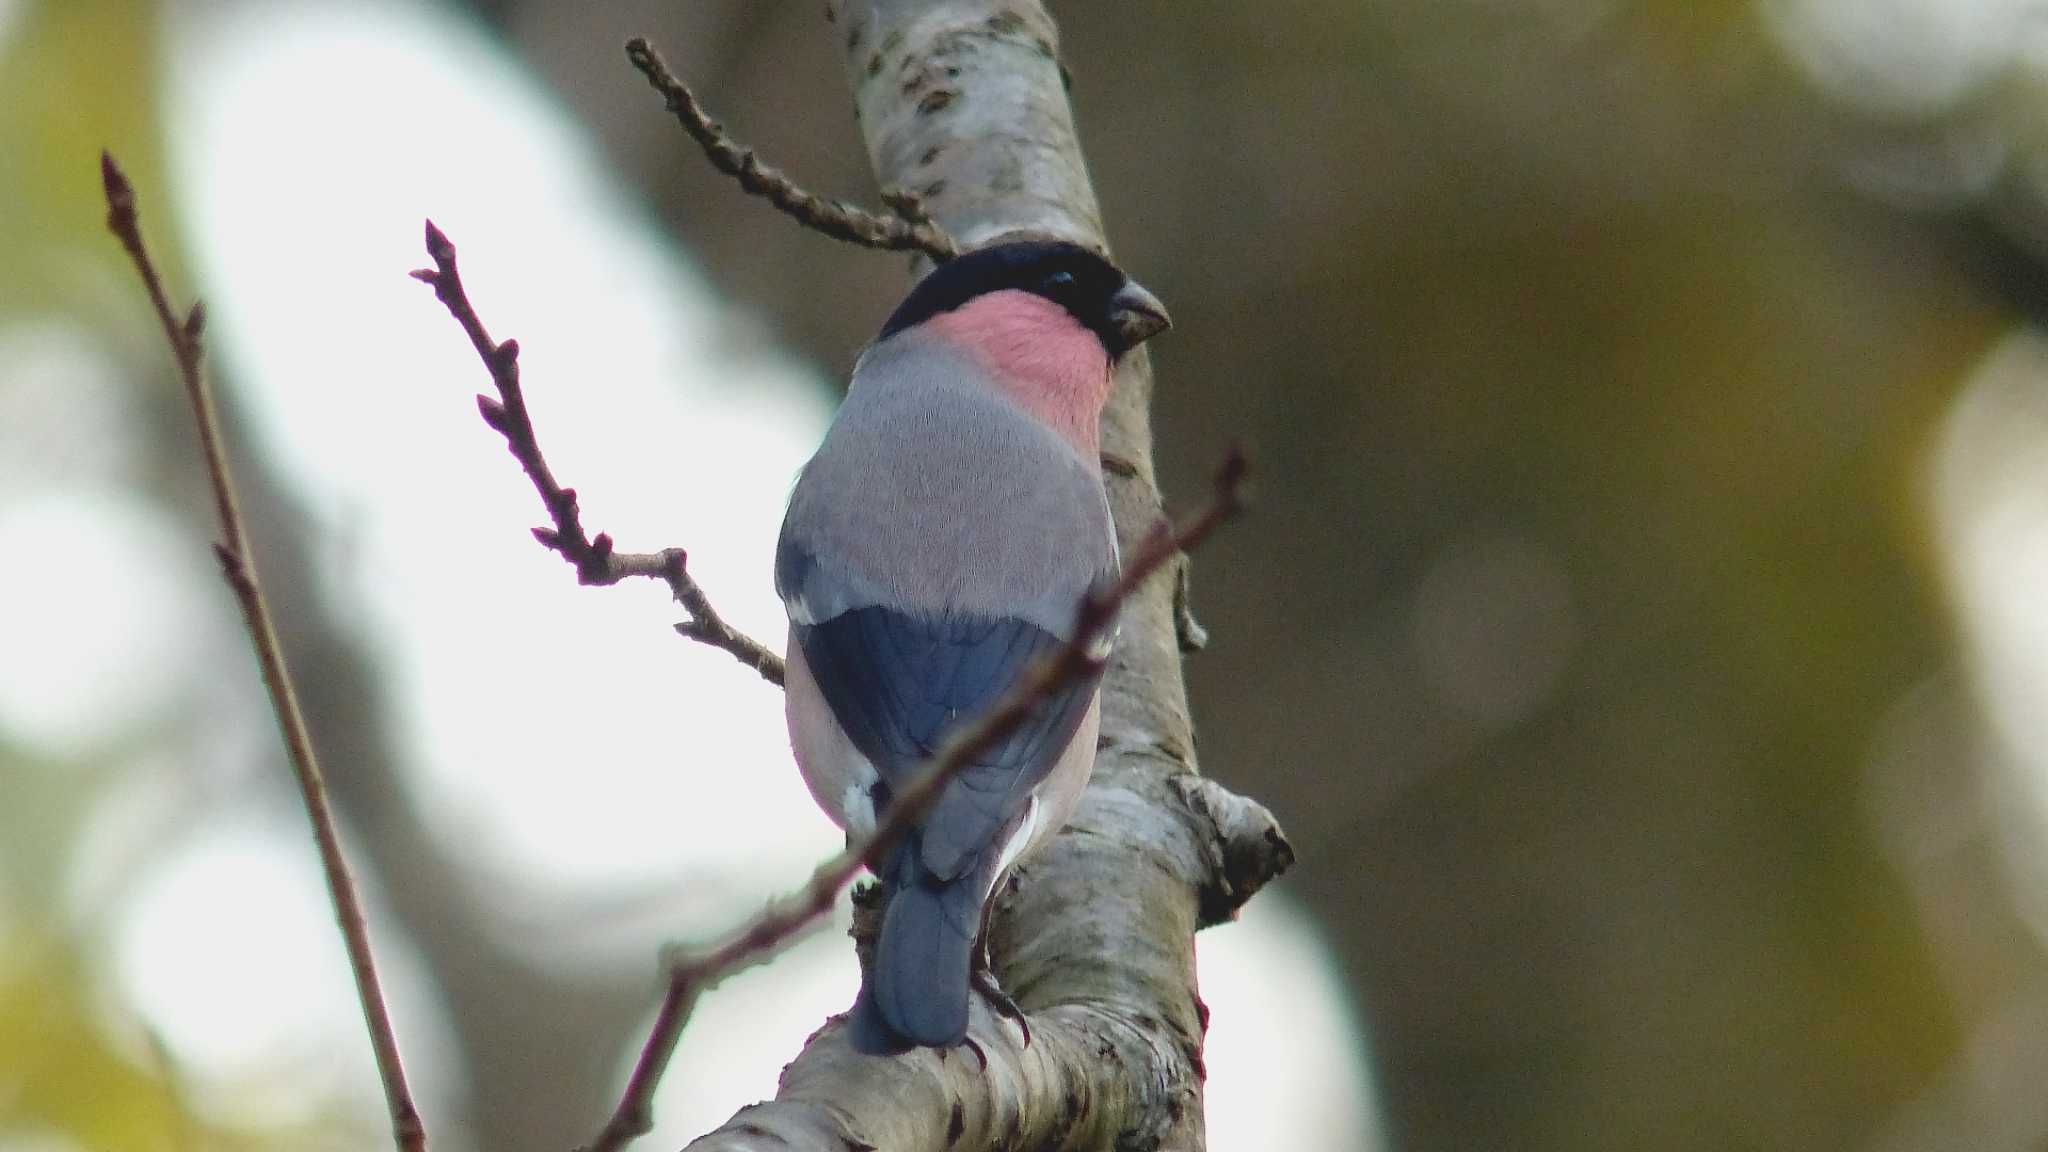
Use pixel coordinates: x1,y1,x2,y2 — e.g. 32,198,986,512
776,239,1171,1055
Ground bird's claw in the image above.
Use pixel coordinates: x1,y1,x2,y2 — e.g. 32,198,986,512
970,966,1033,1049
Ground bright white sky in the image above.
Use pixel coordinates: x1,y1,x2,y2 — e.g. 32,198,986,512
1756,0,2048,208
1759,0,2040,116
0,0,1386,1148
1935,330,2048,950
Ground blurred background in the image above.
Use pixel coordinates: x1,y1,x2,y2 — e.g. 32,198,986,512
8,0,2048,1149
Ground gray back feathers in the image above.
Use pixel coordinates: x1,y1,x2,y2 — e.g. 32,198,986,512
778,330,1116,636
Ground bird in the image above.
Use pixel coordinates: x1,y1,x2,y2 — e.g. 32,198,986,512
775,237,1171,1055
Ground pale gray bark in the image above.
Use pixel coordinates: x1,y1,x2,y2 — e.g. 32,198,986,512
680,4,1292,1150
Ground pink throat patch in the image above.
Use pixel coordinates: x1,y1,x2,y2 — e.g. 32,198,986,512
924,289,1111,454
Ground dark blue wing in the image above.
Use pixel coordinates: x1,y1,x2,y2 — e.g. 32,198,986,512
791,604,1100,882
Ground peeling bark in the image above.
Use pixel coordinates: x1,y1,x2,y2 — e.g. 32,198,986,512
679,4,1292,1149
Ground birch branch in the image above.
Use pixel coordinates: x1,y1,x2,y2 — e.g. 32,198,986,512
673,5,1294,1149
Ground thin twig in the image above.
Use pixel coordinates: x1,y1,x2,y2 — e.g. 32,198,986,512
410,221,785,686
581,448,1249,1152
100,151,429,1152
625,37,959,263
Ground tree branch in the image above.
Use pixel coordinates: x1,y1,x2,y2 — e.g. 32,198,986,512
410,222,785,686
583,451,1248,1152
625,38,958,264
100,152,430,1152
662,3,1295,1149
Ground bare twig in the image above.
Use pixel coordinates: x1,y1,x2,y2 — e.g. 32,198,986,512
410,221,785,686
100,151,429,1152
582,448,1248,1152
625,37,959,263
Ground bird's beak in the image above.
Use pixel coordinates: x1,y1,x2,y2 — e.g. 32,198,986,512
1109,280,1172,350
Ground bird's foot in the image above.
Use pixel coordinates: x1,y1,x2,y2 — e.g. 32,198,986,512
970,966,1032,1049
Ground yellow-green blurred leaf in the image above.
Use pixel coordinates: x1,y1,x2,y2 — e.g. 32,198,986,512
0,0,172,316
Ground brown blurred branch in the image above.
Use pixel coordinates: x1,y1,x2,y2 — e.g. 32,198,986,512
410,221,784,686
625,37,958,263
584,449,1248,1152
100,151,429,1152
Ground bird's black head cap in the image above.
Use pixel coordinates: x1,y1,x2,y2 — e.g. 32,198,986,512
876,239,1170,357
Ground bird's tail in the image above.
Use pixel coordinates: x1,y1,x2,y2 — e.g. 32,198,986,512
848,838,996,1055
